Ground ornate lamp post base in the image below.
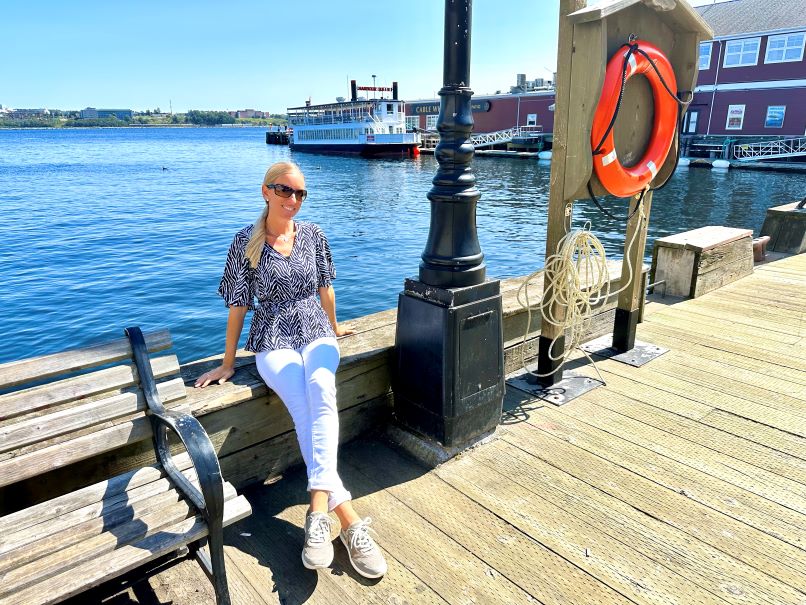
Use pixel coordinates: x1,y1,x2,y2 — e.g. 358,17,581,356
394,278,503,450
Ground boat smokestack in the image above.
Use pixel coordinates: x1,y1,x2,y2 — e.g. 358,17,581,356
350,80,357,102
393,81,399,100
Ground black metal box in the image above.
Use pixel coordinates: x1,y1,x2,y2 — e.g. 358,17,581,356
394,279,504,448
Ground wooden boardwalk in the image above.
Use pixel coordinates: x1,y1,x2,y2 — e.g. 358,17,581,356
72,254,805,605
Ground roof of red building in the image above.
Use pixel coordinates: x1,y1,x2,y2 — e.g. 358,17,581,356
696,0,806,37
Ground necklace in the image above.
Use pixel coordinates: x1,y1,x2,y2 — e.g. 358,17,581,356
267,225,294,243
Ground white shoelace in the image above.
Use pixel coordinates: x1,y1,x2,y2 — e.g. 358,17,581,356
307,514,331,545
348,517,377,554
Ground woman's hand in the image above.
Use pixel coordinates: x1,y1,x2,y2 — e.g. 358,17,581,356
334,324,355,337
194,365,235,388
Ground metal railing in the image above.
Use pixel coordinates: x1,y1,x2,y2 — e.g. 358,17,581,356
419,126,544,150
733,136,806,161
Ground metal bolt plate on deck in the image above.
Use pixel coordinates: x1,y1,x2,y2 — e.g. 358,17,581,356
580,334,669,367
506,370,603,406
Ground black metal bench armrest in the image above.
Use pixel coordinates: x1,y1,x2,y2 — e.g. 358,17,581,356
149,409,225,525
124,327,224,526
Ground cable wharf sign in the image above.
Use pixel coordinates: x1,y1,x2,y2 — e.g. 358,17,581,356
409,101,492,114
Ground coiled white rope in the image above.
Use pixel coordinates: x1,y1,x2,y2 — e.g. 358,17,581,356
517,199,646,379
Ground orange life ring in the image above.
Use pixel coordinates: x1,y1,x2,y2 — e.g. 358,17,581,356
591,40,678,198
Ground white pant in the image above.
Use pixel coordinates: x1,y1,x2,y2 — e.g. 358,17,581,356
255,337,351,512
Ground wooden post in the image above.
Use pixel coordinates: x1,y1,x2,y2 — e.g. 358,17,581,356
612,190,653,352
537,0,593,386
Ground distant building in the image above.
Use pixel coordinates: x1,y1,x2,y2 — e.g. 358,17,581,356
7,108,50,119
231,109,265,119
79,107,133,120
688,0,806,136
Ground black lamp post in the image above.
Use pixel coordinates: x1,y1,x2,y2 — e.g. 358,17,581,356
393,0,504,452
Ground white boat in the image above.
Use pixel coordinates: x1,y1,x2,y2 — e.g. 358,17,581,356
287,80,420,157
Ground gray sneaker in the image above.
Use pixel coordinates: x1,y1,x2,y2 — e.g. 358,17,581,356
339,517,387,579
302,511,334,570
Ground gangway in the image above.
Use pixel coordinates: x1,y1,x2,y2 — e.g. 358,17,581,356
419,126,543,149
733,136,806,161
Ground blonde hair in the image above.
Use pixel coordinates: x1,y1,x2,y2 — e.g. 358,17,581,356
245,161,303,268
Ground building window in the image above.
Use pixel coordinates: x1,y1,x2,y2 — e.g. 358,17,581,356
699,42,712,69
426,114,438,130
405,115,419,130
765,32,806,63
526,113,537,126
725,104,746,130
723,38,760,68
684,110,699,134
765,106,786,128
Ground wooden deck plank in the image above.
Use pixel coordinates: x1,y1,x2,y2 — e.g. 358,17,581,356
661,300,804,337
573,386,806,485
700,409,806,461
338,458,539,604
502,389,806,548
434,448,737,605
226,468,452,605
637,324,806,388
569,355,806,436
544,394,806,512
497,421,806,593
343,439,637,605
483,431,806,601
637,354,806,414
645,310,804,350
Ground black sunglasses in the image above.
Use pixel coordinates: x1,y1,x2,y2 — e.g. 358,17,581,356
267,183,307,202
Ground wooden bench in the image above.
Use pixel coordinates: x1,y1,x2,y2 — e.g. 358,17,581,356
650,226,754,298
0,327,251,605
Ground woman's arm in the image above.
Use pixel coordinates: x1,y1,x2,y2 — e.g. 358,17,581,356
319,285,354,337
195,305,248,387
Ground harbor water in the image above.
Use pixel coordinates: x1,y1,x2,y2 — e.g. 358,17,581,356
2,127,804,364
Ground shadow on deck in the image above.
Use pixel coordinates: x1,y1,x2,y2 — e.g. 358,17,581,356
66,254,806,605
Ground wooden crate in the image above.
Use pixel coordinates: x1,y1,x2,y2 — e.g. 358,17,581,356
651,226,754,298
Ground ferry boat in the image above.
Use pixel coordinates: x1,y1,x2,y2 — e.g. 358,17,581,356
287,80,420,157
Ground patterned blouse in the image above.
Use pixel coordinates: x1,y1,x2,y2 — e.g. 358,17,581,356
218,221,336,352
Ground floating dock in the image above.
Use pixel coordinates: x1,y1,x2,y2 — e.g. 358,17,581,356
70,252,806,605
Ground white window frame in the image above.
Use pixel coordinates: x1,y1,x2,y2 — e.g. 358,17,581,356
526,113,537,126
764,32,806,64
725,104,746,130
699,42,712,70
425,114,438,130
764,105,786,128
723,37,761,68
405,115,419,130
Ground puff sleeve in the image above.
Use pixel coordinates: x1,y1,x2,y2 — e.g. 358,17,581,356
314,226,336,289
217,228,255,309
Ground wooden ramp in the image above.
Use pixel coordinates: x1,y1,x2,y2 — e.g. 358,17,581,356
66,254,805,605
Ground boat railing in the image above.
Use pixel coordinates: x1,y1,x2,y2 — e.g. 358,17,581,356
418,126,545,149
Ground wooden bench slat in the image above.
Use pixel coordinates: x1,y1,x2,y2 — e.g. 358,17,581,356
0,379,187,463
0,453,192,536
0,479,229,574
0,463,198,556
0,330,172,390
0,485,241,598
0,354,181,424
0,377,187,456
0,401,190,488
0,495,252,605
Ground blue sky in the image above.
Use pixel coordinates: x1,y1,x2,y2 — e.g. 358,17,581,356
3,0,716,113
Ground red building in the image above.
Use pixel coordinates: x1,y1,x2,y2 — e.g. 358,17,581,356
405,91,555,135
687,0,806,137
